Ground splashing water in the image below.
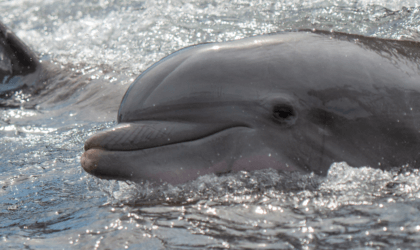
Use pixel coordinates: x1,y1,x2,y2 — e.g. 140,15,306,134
2,0,420,249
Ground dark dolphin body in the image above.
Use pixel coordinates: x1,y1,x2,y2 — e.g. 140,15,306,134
0,22,44,105
80,31,420,184
0,22,113,117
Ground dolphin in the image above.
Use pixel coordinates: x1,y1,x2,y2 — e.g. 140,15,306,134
0,22,77,109
0,22,45,105
80,30,420,184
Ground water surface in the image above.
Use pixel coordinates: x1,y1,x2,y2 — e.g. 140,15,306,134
1,0,420,249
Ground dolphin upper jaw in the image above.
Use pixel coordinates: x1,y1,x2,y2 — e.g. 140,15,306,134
83,121,253,151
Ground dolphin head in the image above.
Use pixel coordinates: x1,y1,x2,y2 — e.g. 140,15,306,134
81,32,420,184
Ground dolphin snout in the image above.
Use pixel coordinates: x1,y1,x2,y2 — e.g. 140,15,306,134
81,149,101,173
81,120,252,182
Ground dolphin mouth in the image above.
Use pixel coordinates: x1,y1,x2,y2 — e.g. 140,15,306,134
81,121,250,175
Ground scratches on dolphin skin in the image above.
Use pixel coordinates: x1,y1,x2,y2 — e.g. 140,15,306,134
84,121,252,152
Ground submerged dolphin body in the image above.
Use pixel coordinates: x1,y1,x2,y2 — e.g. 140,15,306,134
80,31,420,184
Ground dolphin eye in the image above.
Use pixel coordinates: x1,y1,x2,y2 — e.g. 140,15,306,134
272,104,297,125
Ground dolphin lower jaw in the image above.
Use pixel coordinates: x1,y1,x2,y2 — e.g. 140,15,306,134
81,147,299,184
81,148,232,183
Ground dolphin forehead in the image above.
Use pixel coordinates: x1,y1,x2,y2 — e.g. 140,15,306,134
118,33,315,122
118,31,420,123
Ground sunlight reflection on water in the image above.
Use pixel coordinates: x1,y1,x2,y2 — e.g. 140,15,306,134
1,0,420,249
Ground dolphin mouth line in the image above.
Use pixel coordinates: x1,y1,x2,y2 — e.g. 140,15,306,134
84,125,251,153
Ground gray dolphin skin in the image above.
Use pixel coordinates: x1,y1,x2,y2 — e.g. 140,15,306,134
81,31,420,184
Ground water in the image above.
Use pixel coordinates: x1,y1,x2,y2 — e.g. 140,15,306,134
1,0,420,249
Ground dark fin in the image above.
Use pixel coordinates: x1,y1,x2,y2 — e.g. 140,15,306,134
0,21,40,94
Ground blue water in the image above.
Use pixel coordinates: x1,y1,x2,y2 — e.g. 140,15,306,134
2,0,420,249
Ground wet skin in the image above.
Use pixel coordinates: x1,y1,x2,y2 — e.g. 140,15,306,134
76,31,420,184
